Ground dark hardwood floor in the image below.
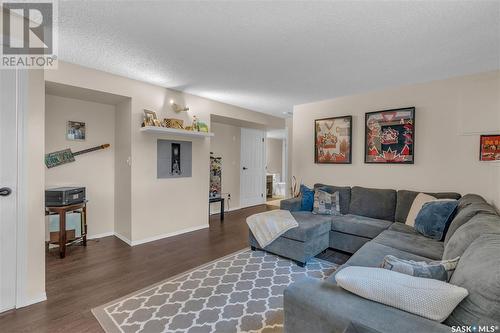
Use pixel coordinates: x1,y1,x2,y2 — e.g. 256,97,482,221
0,205,349,332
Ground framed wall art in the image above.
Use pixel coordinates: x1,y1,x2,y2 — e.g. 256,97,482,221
315,115,352,164
157,139,192,178
480,134,500,161
67,121,86,141
365,107,415,164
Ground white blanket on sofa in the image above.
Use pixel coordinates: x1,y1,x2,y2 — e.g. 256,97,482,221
246,210,298,248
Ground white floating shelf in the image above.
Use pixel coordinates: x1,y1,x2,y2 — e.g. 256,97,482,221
140,126,214,138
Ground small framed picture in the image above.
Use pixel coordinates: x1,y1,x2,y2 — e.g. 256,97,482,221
480,134,500,161
365,107,415,164
67,121,86,141
314,116,352,164
143,109,158,126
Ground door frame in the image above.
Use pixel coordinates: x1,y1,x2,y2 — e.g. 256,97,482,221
239,128,266,208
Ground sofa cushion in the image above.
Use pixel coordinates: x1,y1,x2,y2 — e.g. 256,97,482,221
342,241,432,269
284,277,452,333
280,197,302,211
444,202,498,245
300,185,314,211
387,222,419,235
443,213,500,260
331,214,392,239
445,234,500,327
314,184,351,215
395,190,461,223
372,230,444,260
278,211,331,242
349,187,397,221
456,193,487,211
336,267,468,322
380,255,459,282
414,200,458,240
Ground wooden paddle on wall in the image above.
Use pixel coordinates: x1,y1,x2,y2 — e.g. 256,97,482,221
45,144,110,168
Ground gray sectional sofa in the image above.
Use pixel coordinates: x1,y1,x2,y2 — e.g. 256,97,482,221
249,185,500,333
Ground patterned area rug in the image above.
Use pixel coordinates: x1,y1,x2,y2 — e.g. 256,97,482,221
92,249,337,333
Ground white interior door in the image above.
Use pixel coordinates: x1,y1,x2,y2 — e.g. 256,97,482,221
240,128,266,207
0,70,18,312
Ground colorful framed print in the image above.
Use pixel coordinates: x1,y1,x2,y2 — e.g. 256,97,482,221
365,107,415,164
315,115,352,164
480,134,500,161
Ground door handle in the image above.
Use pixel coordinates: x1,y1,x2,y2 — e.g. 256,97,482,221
242,167,248,170
0,187,12,197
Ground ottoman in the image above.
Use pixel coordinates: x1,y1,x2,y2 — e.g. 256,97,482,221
248,211,331,267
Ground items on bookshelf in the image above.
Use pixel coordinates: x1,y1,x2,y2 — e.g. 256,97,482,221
141,110,210,133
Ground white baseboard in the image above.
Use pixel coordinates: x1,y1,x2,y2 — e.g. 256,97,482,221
87,231,114,240
130,224,209,246
16,292,47,309
113,232,132,246
209,206,241,215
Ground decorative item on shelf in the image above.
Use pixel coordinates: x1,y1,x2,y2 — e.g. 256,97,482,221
163,118,184,129
192,115,199,131
480,134,500,161
143,109,158,127
169,99,189,112
198,121,209,133
184,125,193,131
365,107,415,164
315,115,352,164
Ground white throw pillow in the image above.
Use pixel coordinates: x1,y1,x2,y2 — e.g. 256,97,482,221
336,266,468,322
405,193,436,227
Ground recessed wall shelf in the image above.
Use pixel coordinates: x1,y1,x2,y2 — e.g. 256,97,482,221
140,126,214,138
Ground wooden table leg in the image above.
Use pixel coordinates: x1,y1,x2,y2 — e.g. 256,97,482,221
82,206,87,246
59,212,66,259
220,198,224,221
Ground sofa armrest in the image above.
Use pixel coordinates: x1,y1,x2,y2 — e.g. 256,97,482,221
280,197,302,211
284,277,451,333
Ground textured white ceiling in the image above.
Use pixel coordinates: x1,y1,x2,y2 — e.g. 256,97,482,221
58,1,500,117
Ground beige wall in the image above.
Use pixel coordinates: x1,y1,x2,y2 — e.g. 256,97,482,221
25,70,46,305
210,122,241,212
266,138,283,177
45,95,116,238
45,61,285,244
293,71,500,209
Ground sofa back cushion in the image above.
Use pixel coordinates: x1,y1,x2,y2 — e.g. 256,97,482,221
444,201,498,245
314,184,351,215
395,190,461,223
456,193,487,211
443,213,500,260
445,234,500,327
349,186,397,221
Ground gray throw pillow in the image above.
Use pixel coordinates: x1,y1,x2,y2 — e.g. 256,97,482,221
381,255,460,282
313,190,340,215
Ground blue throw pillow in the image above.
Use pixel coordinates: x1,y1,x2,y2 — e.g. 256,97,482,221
414,200,458,240
300,184,314,211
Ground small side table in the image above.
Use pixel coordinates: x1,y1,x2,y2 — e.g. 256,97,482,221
45,201,87,258
209,197,225,221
